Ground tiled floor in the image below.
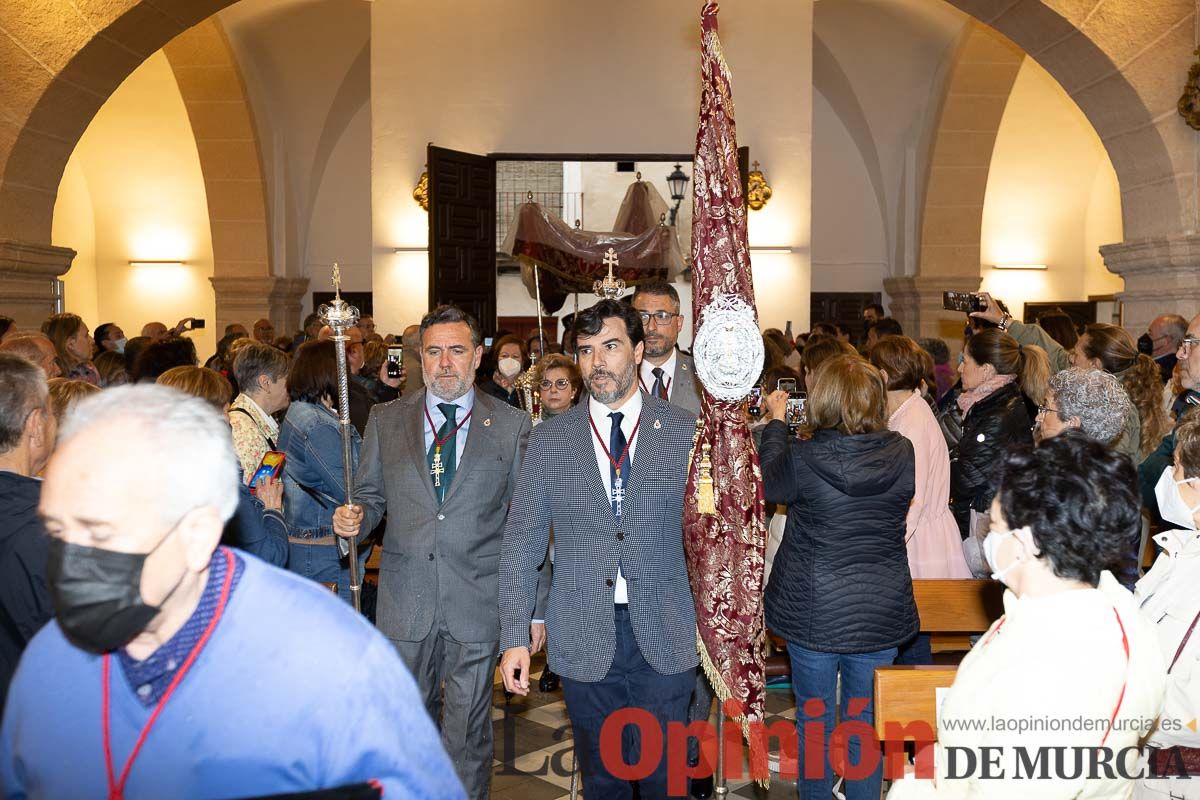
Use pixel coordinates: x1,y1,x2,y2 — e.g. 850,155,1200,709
488,656,803,799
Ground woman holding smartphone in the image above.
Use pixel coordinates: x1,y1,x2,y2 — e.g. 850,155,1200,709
760,355,917,800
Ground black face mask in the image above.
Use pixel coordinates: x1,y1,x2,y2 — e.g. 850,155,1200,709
1137,333,1155,356
46,529,179,655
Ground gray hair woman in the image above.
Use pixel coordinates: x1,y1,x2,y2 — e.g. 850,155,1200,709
1036,367,1134,446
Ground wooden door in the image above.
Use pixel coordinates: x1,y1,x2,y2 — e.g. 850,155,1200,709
428,145,497,334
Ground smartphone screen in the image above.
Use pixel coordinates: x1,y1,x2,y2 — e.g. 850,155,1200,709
386,345,403,378
747,386,763,418
777,378,797,394
786,392,807,432
249,451,285,493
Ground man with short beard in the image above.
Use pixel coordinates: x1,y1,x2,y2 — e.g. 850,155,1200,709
631,281,701,414
334,305,530,800
499,299,700,798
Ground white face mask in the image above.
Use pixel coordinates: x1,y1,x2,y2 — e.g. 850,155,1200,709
983,526,1027,585
1154,466,1200,530
113,337,126,354
497,357,522,378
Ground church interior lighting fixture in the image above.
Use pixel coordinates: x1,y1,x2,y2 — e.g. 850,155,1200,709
666,163,689,226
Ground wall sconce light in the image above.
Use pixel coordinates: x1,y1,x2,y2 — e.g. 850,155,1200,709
413,167,429,212
991,263,1047,271
128,260,185,267
747,161,773,211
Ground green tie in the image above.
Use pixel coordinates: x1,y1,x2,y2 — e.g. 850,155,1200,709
427,403,459,503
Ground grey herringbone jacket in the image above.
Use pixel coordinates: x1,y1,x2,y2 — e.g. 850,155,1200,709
499,393,700,681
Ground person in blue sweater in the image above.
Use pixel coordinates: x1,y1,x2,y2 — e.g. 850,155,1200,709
0,384,463,799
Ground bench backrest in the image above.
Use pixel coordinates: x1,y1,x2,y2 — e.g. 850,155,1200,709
912,579,1003,632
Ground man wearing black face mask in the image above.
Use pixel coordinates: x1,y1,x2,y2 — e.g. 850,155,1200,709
0,385,463,799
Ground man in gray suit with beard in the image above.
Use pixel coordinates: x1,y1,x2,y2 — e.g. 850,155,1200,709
334,305,530,799
499,300,698,799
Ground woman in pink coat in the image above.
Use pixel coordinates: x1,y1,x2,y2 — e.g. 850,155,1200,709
871,336,971,662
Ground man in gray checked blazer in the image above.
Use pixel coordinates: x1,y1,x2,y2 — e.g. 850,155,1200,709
631,281,701,416
334,306,530,800
499,299,699,799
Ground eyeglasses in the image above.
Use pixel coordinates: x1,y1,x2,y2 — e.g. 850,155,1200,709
1036,405,1060,417
637,311,680,325
539,379,572,390
1181,336,1200,353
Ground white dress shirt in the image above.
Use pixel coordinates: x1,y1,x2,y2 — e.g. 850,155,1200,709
638,349,677,401
588,391,642,604
422,387,475,466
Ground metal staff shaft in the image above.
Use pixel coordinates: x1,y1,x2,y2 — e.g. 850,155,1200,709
319,262,362,613
715,709,729,797
331,327,362,613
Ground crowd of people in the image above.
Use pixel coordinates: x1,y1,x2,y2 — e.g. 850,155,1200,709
1,286,1199,799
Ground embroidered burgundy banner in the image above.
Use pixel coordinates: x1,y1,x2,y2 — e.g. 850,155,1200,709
683,1,768,733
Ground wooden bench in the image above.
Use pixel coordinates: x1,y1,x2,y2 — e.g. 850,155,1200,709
765,579,1004,679
873,579,1004,746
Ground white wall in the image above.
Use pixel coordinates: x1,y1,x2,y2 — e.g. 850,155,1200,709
304,102,372,314
371,0,813,336
54,156,98,329
811,88,889,293
218,0,370,289
53,52,216,358
980,58,1123,321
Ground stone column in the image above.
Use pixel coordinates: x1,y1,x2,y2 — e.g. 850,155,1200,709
1101,236,1200,333
209,276,309,338
0,240,76,328
884,274,981,345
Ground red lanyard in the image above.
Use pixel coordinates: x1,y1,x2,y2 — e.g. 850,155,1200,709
424,405,473,450
101,548,235,800
979,606,1130,748
588,411,641,479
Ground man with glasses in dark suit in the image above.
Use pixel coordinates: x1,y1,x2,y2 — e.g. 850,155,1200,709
630,281,701,415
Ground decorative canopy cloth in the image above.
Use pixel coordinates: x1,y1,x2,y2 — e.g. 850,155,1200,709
502,193,685,313
613,178,670,236
683,0,768,748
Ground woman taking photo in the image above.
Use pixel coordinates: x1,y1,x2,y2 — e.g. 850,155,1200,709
945,327,1048,552
761,355,918,800
971,294,1166,462
889,433,1166,799
278,340,366,603
1070,323,1171,462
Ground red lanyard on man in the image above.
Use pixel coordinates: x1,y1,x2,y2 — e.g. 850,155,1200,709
101,547,236,800
588,412,641,517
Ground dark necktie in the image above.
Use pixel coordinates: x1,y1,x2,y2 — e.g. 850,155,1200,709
650,367,668,400
608,411,630,517
427,402,459,503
